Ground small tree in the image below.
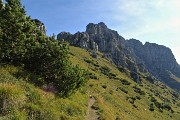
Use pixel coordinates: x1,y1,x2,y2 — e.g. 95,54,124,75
0,0,38,64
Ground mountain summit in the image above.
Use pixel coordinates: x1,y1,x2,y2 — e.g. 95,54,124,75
57,22,180,91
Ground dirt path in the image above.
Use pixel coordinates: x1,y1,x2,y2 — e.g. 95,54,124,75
86,96,99,120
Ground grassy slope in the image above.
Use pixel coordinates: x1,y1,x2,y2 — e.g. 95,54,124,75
0,66,88,120
69,46,180,120
0,46,179,120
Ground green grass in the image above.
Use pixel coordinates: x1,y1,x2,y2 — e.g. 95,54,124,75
0,66,88,120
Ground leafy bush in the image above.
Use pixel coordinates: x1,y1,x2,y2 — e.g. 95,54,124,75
133,86,145,95
149,103,155,111
84,59,99,67
99,66,118,79
93,63,100,67
108,72,117,79
121,79,131,85
128,97,136,104
117,66,126,73
150,96,164,110
89,73,98,80
119,87,128,94
163,104,173,111
84,59,92,64
136,96,141,100
100,66,110,76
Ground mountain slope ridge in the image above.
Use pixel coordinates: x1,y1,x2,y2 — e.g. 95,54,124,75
0,46,179,120
57,22,180,91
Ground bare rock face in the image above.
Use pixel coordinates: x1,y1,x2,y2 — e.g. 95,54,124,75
57,22,146,72
57,31,98,51
32,19,46,34
57,22,180,91
57,32,73,42
127,39,180,90
86,22,126,52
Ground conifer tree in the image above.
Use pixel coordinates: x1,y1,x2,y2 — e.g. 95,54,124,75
0,0,37,63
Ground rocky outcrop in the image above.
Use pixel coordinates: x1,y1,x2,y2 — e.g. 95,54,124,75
1,0,5,8
57,31,98,51
57,22,180,91
127,39,180,90
32,19,46,34
57,22,141,71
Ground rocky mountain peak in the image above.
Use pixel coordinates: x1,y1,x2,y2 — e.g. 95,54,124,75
32,19,46,34
86,22,108,35
127,39,180,90
57,22,180,91
86,22,107,29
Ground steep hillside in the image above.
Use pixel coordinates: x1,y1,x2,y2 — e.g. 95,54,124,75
0,46,180,120
57,22,180,91
69,46,180,120
1,1,179,119
0,65,89,120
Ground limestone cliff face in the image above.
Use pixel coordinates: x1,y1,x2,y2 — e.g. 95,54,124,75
86,22,126,52
57,22,180,91
127,39,180,90
57,22,143,72
86,22,133,67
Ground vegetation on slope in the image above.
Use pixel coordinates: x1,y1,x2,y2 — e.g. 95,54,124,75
0,0,179,120
0,45,179,120
69,46,180,120
0,66,89,120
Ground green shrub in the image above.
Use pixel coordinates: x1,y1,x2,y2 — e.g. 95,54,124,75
133,86,145,95
0,0,88,97
127,96,136,104
89,73,98,80
93,63,100,67
150,96,165,111
119,87,128,94
149,103,155,111
84,59,92,64
117,66,126,73
121,79,131,85
136,96,141,100
163,104,173,111
108,72,117,79
100,66,110,76
133,104,138,108
100,66,118,79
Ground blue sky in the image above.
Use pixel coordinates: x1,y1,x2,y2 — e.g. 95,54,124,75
21,0,180,64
